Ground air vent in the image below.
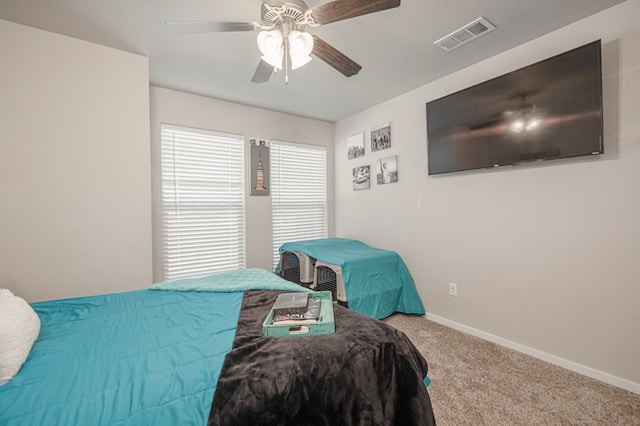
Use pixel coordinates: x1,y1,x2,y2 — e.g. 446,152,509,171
434,17,496,52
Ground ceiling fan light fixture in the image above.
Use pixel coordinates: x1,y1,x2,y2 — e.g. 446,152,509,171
257,30,284,69
288,30,314,70
291,54,313,70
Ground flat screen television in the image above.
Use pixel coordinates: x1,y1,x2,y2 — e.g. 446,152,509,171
426,40,603,175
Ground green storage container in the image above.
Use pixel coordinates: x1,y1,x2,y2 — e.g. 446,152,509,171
263,291,335,337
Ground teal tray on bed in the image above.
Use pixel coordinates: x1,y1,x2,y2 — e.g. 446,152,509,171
262,291,335,338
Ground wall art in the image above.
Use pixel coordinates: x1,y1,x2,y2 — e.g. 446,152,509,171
250,139,269,195
376,155,398,185
371,122,391,152
352,165,370,191
347,132,365,159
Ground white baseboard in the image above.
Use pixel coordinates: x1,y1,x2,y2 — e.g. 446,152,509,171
425,313,640,395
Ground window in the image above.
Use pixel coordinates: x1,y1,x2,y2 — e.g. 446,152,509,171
270,141,327,268
161,124,245,280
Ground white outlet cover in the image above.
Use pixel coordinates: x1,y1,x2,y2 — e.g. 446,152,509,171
449,283,457,296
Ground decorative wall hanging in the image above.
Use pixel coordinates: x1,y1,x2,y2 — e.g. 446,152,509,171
352,165,370,191
250,139,270,195
347,132,365,160
376,155,398,185
371,122,391,152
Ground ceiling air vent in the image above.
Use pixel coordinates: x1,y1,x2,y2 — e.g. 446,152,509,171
434,17,496,52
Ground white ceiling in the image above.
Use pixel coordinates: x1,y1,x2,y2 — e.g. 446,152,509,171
0,0,625,122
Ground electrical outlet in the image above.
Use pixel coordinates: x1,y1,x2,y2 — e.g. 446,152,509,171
449,283,457,297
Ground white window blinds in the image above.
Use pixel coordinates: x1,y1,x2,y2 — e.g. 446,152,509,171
270,141,327,269
161,124,246,280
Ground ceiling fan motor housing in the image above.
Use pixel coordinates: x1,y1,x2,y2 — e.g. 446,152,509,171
261,0,312,29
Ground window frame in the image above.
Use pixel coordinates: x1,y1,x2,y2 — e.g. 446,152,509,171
270,139,328,269
160,123,246,280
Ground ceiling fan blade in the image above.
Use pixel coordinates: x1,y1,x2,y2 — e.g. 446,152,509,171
251,59,274,83
311,35,362,77
164,21,260,34
309,0,400,25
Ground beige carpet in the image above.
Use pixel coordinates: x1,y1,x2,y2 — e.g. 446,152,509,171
384,314,640,425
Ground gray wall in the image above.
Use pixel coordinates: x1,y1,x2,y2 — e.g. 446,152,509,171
0,19,335,299
149,86,335,283
0,19,152,302
3,2,638,394
334,2,640,392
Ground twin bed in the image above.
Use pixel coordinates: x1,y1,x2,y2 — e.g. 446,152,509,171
0,268,435,425
279,238,425,319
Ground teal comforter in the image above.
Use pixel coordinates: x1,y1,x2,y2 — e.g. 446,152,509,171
0,269,308,425
279,238,425,319
150,268,312,294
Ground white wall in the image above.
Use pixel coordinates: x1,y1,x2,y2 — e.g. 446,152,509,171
149,86,334,282
0,20,152,302
334,2,640,392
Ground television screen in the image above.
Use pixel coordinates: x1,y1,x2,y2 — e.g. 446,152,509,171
426,40,603,175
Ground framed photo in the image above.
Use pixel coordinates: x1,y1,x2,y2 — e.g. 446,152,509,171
376,155,398,185
347,132,365,159
371,122,391,152
352,165,370,191
250,139,269,195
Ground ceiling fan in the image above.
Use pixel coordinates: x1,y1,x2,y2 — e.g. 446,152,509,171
165,0,401,84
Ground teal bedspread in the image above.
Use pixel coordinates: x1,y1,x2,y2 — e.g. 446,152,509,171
150,267,311,294
0,289,243,425
278,238,425,319
0,269,310,425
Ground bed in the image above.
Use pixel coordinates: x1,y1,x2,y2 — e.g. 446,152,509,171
0,269,435,425
278,238,425,319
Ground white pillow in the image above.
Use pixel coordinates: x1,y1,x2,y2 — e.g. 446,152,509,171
0,288,41,386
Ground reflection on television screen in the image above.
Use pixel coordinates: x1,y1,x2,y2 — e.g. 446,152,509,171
426,40,603,175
